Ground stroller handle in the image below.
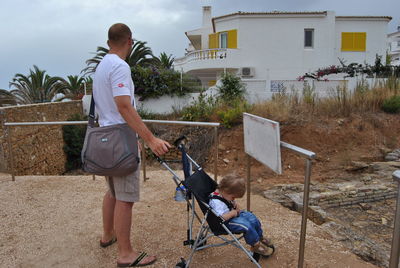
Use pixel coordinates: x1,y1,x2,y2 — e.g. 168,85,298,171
152,135,188,164
173,135,187,148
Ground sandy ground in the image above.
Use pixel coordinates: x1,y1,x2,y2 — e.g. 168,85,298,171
0,171,378,268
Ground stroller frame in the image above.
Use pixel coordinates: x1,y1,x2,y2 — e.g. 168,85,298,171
157,140,262,268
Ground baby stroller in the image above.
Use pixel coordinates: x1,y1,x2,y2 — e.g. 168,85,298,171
156,136,263,268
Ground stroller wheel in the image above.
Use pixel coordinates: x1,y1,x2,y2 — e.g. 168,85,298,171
175,257,187,268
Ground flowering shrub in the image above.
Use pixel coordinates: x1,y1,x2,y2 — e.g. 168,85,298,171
298,55,400,81
132,66,201,101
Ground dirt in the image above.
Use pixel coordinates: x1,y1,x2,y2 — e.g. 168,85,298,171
0,172,377,268
208,113,400,188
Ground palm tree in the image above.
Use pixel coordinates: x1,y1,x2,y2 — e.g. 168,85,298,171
0,89,17,106
82,40,156,75
156,52,175,69
9,65,66,104
59,75,86,100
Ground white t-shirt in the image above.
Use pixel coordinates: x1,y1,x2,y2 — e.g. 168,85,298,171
209,195,231,216
93,54,135,127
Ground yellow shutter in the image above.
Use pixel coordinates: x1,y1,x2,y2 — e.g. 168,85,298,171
208,80,216,87
354,32,366,51
227,29,237,49
208,33,218,49
341,32,366,51
341,32,353,51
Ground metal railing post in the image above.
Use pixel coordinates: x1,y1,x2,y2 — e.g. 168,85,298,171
389,170,400,268
141,139,148,181
214,126,218,181
246,154,251,211
298,158,312,268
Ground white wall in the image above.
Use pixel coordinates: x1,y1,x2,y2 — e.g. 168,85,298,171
335,18,389,65
178,11,390,84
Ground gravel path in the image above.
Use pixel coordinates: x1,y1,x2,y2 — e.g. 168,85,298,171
0,171,378,268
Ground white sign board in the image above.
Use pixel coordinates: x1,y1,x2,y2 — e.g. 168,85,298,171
243,113,282,174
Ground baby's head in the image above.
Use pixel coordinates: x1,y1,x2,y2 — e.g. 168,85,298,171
218,174,246,199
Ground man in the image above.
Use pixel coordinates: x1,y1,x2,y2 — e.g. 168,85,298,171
94,23,170,267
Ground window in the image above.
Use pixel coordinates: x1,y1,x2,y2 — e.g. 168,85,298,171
304,29,314,48
397,40,400,47
220,32,228,49
209,29,237,49
341,32,366,51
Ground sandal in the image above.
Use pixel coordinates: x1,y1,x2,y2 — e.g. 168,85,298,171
100,237,117,248
260,236,274,247
251,242,274,257
117,252,157,267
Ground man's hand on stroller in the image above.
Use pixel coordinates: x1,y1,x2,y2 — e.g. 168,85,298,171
148,137,171,156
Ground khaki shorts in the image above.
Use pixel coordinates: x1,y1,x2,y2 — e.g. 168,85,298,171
106,168,140,202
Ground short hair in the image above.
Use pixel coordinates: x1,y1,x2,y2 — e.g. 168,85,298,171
108,23,132,46
218,174,246,198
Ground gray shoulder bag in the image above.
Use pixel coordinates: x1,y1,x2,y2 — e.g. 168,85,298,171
81,96,140,176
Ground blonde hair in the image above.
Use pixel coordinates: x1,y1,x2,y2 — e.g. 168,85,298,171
218,174,246,198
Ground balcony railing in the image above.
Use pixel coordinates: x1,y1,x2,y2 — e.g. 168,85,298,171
174,48,227,66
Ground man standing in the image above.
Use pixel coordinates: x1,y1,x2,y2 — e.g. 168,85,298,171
94,23,170,267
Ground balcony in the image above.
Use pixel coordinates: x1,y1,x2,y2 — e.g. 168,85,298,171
174,48,236,72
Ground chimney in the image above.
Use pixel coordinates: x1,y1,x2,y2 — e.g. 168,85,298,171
202,6,212,28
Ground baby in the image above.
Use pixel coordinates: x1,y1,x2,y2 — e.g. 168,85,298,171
209,174,274,257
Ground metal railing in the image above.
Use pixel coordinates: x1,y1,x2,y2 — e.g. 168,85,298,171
3,120,220,181
389,170,400,268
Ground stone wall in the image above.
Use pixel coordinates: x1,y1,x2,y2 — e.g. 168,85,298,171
0,101,83,175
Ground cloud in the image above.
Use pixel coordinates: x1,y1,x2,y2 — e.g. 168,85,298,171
0,0,399,90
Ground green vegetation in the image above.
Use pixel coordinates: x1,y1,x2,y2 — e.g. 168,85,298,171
62,113,87,171
382,96,400,114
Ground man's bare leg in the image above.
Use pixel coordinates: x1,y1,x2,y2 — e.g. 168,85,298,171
102,190,116,242
114,200,156,265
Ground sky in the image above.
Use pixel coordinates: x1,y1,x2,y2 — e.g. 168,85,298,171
1,0,399,90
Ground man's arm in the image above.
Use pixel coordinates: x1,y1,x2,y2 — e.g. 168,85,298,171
114,95,170,156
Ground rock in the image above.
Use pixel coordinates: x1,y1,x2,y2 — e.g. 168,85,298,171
223,158,230,164
385,153,399,161
382,217,388,225
366,210,379,215
346,161,369,171
352,221,369,228
359,203,372,210
218,144,226,151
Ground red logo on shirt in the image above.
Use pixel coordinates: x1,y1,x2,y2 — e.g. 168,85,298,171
117,83,124,88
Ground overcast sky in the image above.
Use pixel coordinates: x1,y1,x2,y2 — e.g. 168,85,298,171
1,0,399,90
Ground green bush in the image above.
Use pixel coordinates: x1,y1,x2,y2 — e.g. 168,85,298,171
62,113,87,171
382,96,400,113
132,66,201,101
217,101,251,128
181,91,217,121
217,72,246,103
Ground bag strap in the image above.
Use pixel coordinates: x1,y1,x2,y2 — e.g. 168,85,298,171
88,95,96,128
209,194,234,210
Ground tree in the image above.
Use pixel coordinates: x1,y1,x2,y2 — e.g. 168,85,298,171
82,40,156,75
59,75,86,100
155,52,175,69
9,65,66,104
0,89,17,107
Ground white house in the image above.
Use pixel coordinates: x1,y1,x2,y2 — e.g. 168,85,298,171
174,7,392,102
388,26,400,65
